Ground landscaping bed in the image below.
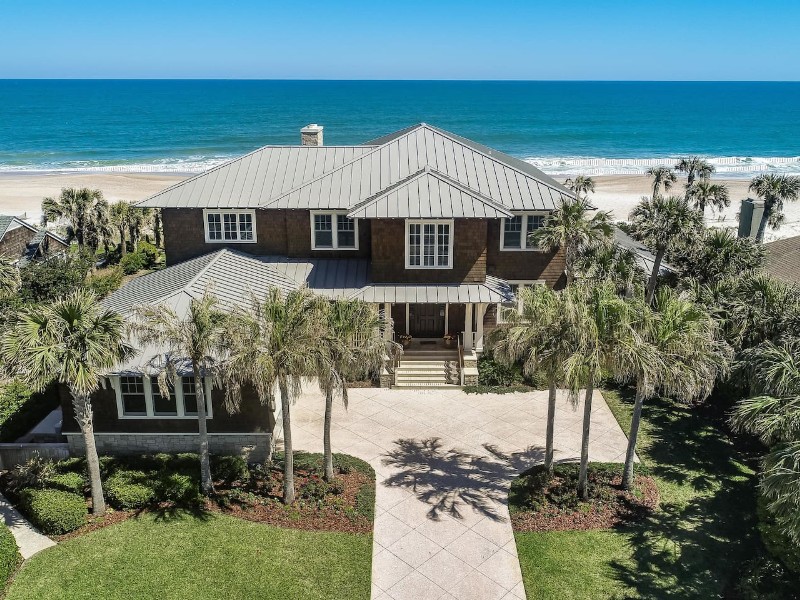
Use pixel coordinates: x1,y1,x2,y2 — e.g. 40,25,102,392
509,462,658,532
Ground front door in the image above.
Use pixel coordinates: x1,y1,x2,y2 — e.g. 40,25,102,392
409,303,445,338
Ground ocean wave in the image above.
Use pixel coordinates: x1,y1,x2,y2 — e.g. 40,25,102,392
525,156,800,178
0,156,235,175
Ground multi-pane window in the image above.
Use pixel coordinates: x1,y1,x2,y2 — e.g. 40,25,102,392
407,221,452,268
501,214,547,250
204,210,255,243
120,376,147,416
182,378,200,416
311,212,358,250
150,377,177,416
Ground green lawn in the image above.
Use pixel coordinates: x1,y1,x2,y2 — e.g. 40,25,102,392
514,388,758,599
6,511,372,600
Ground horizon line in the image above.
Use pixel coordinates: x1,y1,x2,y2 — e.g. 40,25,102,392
2,78,800,83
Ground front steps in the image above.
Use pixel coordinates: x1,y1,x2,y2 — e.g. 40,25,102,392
394,348,461,388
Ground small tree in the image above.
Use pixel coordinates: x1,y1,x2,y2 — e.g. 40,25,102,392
646,166,677,199
110,201,132,256
575,242,643,297
564,176,595,201
630,195,703,304
688,180,730,216
131,291,227,494
531,197,613,286
748,174,800,243
42,188,111,254
0,290,133,515
675,157,714,191
492,285,572,475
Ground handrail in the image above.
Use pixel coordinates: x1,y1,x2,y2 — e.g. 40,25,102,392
457,332,465,386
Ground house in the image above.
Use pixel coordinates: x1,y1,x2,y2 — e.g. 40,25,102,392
613,227,676,277
763,235,800,285
0,215,69,264
61,123,572,460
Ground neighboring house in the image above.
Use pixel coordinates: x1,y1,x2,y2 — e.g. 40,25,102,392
61,123,572,460
763,235,800,285
0,214,69,265
613,227,676,277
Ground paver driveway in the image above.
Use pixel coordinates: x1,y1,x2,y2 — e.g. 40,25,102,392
287,386,631,600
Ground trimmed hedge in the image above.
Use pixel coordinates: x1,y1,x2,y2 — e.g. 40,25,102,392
211,455,249,484
19,488,86,535
0,523,20,589
45,472,85,495
120,252,147,275
105,471,156,510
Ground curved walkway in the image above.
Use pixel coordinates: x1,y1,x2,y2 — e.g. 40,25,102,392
0,493,55,559
287,386,630,600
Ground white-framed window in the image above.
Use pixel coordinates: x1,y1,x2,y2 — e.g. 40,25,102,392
110,375,214,419
310,211,359,250
405,219,453,269
497,280,546,324
500,213,547,251
203,209,256,243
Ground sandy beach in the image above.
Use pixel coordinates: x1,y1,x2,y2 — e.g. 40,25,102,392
1,172,798,243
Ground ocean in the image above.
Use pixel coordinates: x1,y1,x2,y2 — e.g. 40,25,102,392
1,80,799,177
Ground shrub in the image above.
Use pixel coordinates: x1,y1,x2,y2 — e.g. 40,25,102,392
0,381,60,442
18,252,92,303
105,471,156,510
736,555,800,600
137,241,159,267
355,483,375,521
87,266,123,298
7,455,56,493
758,495,800,574
19,488,86,535
477,353,526,387
211,455,250,484
45,472,85,494
120,251,147,275
0,524,20,589
158,473,199,504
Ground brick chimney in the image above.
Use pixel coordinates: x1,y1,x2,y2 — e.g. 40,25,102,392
737,198,765,239
300,124,323,147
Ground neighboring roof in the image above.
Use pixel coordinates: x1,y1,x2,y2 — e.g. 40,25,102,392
352,275,513,304
764,235,800,284
137,146,374,209
0,215,69,264
0,215,15,239
137,123,574,215
101,249,370,316
613,228,676,275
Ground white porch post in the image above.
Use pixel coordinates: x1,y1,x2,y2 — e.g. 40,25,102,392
476,303,486,352
405,302,410,335
382,303,392,340
444,303,449,334
464,303,474,350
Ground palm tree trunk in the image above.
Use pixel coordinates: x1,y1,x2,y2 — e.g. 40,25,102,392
755,204,771,244
280,379,295,504
119,228,127,256
565,243,576,286
193,363,213,495
645,246,666,305
622,376,646,490
545,379,557,475
324,388,334,482
577,382,594,500
154,211,162,248
70,391,105,516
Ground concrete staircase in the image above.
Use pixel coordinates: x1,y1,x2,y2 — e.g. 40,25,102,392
394,348,461,388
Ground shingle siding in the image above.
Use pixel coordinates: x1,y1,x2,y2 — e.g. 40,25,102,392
0,225,33,259
486,220,566,288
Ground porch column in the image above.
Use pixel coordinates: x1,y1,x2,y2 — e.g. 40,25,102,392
382,303,392,341
405,303,410,335
444,303,449,334
464,303,474,350
476,303,486,352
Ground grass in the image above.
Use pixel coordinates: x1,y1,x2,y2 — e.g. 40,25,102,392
5,511,372,600
513,387,759,599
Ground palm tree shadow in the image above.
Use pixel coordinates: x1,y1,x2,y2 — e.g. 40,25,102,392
381,437,545,522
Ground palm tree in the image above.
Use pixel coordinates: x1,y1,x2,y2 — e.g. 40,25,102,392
621,288,729,489
153,209,163,248
225,287,326,504
675,156,715,191
748,174,800,243
128,207,153,250
0,290,133,515
318,299,395,481
675,228,764,285
42,188,111,253
531,197,614,286
688,180,730,216
731,338,800,544
0,257,20,300
630,195,703,304
564,176,595,201
131,291,227,495
492,285,572,475
562,282,635,499
110,201,132,256
575,242,643,297
646,166,677,198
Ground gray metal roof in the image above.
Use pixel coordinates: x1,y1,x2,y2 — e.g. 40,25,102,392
137,146,374,209
346,167,514,219
0,216,14,240
137,124,574,216
614,227,676,275
351,276,513,304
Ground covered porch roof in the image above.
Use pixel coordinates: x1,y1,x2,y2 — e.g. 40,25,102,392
350,276,513,304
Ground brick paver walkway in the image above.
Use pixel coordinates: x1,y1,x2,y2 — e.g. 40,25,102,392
287,387,631,600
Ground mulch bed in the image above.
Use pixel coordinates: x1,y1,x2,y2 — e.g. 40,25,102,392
54,509,133,542
510,464,659,533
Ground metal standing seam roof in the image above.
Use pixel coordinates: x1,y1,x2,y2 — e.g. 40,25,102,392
350,276,513,304
136,124,575,215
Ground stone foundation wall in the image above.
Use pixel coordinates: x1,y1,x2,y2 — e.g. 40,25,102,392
66,433,271,463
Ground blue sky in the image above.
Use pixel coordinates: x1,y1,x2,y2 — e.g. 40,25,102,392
2,0,799,80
